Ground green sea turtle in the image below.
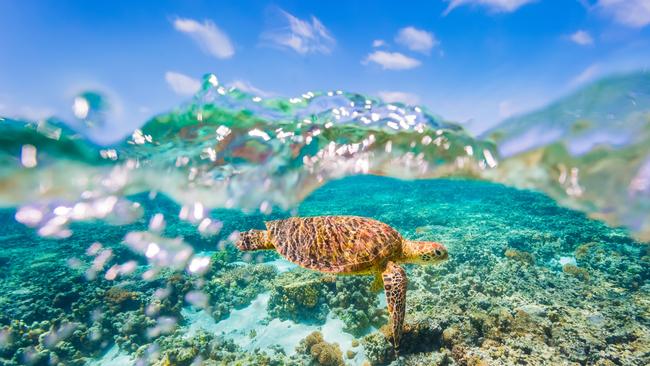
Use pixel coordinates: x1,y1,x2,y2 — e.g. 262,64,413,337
236,215,448,352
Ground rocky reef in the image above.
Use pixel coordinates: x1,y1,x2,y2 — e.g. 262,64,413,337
0,177,648,365
267,269,384,335
354,177,650,365
143,329,297,366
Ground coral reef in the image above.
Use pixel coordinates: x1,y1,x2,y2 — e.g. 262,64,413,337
203,261,277,321
0,205,197,365
562,263,590,281
504,248,535,265
105,286,142,312
145,329,300,366
329,277,385,336
268,270,330,323
267,269,384,335
1,177,648,365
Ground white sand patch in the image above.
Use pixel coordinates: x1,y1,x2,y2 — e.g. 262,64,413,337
85,345,134,366
378,291,387,308
265,258,298,273
559,256,577,266
230,259,296,273
181,292,368,365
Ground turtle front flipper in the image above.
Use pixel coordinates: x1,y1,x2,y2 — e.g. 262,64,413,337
236,230,274,251
382,261,407,354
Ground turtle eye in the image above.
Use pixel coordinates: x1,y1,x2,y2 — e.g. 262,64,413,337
434,249,441,256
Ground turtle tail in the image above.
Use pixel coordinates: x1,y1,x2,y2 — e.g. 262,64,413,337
236,230,274,251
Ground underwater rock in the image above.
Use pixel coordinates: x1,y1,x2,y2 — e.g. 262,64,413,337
402,230,649,366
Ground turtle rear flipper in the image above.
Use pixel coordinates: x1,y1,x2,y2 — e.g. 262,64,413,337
382,261,407,354
236,230,274,251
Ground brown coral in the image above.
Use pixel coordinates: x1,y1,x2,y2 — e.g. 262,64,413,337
298,331,344,366
104,286,141,312
574,242,598,259
562,264,590,281
504,249,535,265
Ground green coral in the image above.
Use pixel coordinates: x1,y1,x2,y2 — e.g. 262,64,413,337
203,263,277,321
146,330,301,366
329,276,384,336
267,270,329,323
361,332,392,365
267,270,383,334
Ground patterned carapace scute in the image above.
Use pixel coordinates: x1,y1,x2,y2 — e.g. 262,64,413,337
266,215,403,273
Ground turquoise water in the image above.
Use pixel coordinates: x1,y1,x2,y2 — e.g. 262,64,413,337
0,176,648,365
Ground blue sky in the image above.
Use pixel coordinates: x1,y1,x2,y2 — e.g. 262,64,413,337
1,0,649,143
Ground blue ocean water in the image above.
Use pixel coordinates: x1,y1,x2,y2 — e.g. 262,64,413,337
0,176,648,365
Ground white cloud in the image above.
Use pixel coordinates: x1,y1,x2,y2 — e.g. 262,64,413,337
378,91,421,105
395,27,439,53
165,71,201,96
363,51,421,70
569,64,600,87
372,39,386,48
597,0,650,28
443,0,536,15
173,17,234,59
569,30,594,45
229,80,274,97
498,100,521,119
261,9,335,54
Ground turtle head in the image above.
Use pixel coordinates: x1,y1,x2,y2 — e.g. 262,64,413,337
400,240,448,265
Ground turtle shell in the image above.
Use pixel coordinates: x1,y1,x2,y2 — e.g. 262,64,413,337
266,215,403,273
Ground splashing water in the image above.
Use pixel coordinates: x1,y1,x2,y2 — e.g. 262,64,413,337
0,72,649,247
